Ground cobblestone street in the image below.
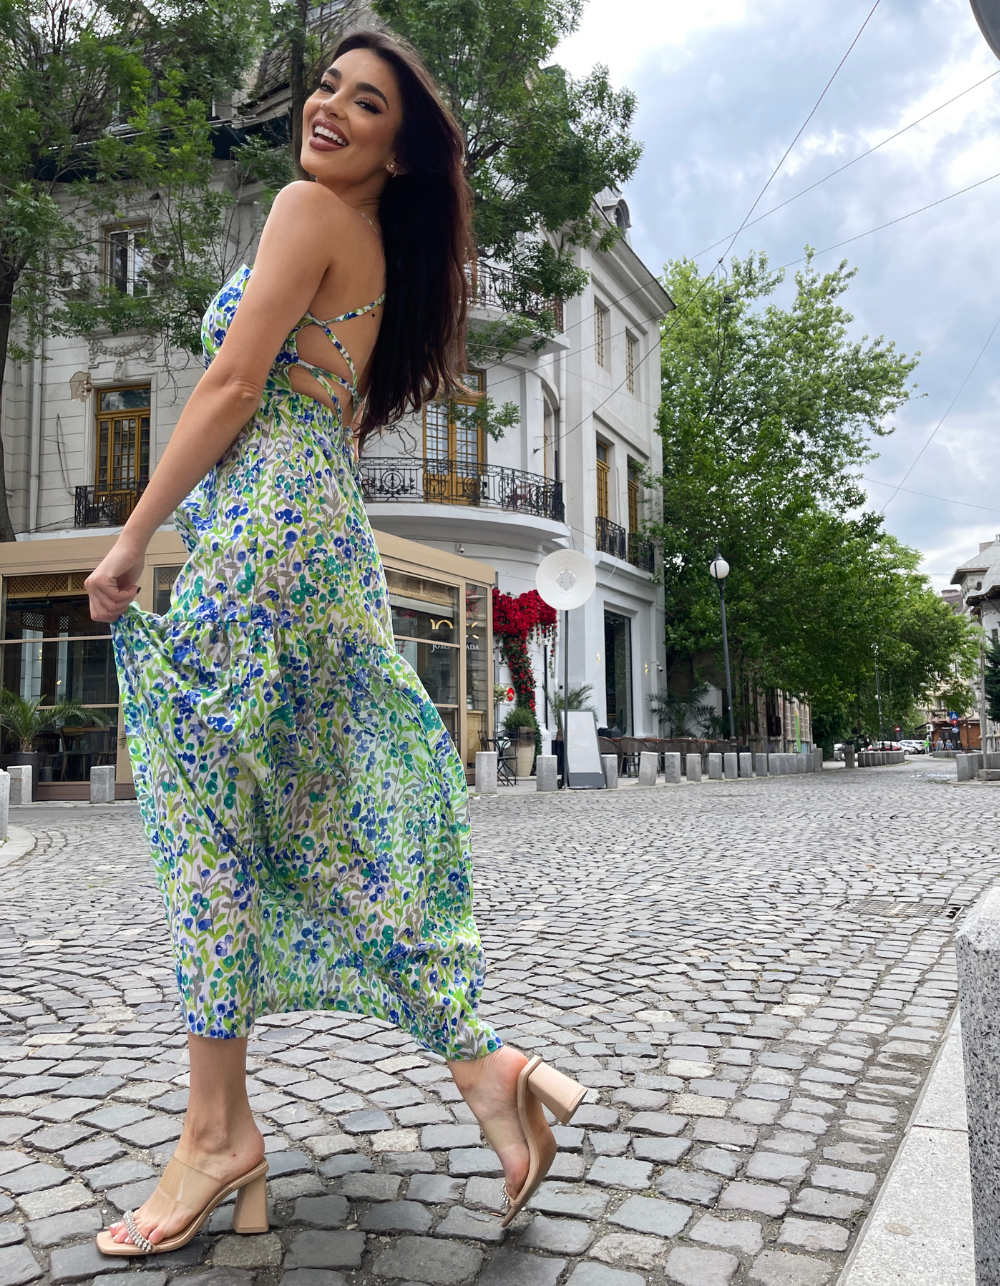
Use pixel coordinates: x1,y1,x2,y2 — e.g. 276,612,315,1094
0,760,994,1286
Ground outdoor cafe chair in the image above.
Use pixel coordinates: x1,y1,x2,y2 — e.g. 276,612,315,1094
480,731,517,786
619,736,644,777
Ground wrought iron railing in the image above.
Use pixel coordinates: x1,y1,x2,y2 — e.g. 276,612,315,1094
468,261,564,332
596,515,655,572
74,484,144,528
360,458,565,523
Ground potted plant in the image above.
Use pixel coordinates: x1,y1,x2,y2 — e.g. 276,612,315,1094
0,690,98,785
503,704,538,780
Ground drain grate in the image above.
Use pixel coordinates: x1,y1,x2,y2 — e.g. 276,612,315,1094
943,904,966,921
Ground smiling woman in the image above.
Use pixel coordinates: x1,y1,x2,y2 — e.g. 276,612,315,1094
82,25,583,1265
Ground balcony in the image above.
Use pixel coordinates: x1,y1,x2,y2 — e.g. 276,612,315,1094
75,484,144,528
468,261,564,333
361,458,564,522
596,515,655,573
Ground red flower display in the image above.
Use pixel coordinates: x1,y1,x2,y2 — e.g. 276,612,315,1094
492,589,558,712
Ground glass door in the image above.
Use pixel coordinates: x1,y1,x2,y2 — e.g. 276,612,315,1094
604,610,633,734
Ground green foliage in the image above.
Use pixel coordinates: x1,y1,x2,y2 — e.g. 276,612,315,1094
503,703,538,732
0,690,100,752
647,682,713,737
653,251,978,746
549,683,596,715
373,0,641,358
985,638,1000,725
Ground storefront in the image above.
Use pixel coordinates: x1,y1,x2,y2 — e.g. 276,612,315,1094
0,528,494,799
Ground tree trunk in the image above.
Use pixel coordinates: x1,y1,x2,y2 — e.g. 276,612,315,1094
289,0,309,182
0,272,21,542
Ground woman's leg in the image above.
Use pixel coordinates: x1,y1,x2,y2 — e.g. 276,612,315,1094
448,1047,550,1199
107,1035,265,1246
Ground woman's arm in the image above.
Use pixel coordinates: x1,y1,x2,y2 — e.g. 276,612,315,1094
85,183,352,622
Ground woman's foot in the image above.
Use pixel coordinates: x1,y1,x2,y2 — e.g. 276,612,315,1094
105,1119,265,1247
448,1046,551,1203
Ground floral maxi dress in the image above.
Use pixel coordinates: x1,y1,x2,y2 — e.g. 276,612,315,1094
111,265,499,1061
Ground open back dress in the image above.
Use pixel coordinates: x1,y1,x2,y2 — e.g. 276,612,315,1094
111,264,500,1061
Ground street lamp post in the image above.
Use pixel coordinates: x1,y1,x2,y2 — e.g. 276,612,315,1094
709,550,737,744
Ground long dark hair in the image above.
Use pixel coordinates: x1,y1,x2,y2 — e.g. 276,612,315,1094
330,30,472,451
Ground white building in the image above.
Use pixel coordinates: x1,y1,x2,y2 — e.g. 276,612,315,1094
953,536,1000,751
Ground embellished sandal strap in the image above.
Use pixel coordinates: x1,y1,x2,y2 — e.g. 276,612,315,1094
122,1209,155,1253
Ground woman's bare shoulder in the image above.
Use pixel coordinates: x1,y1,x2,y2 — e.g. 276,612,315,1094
268,180,357,233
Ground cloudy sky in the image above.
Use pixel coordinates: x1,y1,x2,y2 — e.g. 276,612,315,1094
556,0,1000,588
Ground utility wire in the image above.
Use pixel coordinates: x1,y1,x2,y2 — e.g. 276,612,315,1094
692,68,1000,260
778,169,1000,269
862,477,1000,516
716,0,883,264
879,307,1000,513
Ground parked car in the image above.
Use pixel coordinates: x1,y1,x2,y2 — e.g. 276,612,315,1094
833,743,845,761
875,741,903,752
900,739,926,754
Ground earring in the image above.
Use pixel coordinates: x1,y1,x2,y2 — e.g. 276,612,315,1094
386,160,397,175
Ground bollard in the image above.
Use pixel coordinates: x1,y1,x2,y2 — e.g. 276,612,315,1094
844,745,856,770
956,889,1000,1283
638,751,658,787
957,753,976,783
686,754,702,783
798,751,809,774
755,753,768,777
812,747,823,773
662,752,681,784
722,752,738,780
535,755,558,792
601,753,619,790
90,765,116,804
0,770,8,841
474,751,497,795
739,752,753,778
8,765,32,805
707,753,723,780
771,754,785,776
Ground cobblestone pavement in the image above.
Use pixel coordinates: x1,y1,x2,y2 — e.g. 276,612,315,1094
0,760,994,1286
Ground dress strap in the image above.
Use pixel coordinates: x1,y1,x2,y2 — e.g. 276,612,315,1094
309,293,386,326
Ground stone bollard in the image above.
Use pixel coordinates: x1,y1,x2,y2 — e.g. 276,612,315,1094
771,754,784,776
474,751,497,795
956,888,1000,1283
739,752,753,778
755,753,768,777
957,753,977,783
638,751,659,787
798,751,809,774
662,752,681,784
8,765,32,805
707,753,723,780
844,745,856,769
601,753,619,790
686,754,702,783
0,770,8,841
812,748,823,773
535,755,558,792
90,765,116,804
723,752,738,780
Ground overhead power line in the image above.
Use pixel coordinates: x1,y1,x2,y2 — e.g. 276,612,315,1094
717,0,883,265
879,306,1000,513
692,68,1000,260
778,169,1000,269
862,477,1000,516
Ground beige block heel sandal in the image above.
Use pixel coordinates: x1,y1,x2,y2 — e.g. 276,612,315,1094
499,1056,587,1228
96,1156,269,1256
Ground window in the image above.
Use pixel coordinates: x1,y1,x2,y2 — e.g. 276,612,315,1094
626,333,637,394
0,583,118,783
423,372,484,504
105,224,149,296
596,441,609,520
154,566,184,615
95,385,150,507
627,462,639,534
594,301,608,369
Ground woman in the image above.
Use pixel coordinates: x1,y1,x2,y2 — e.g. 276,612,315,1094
86,31,583,1256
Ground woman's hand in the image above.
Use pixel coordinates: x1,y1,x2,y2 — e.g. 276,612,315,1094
85,538,146,624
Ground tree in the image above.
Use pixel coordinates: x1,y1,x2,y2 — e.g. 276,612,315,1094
372,0,642,360
651,251,978,745
984,637,1000,725
0,0,269,541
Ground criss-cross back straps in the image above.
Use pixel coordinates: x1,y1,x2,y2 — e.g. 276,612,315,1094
288,292,386,405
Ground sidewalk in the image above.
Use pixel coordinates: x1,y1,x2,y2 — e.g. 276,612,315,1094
839,1009,974,1285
